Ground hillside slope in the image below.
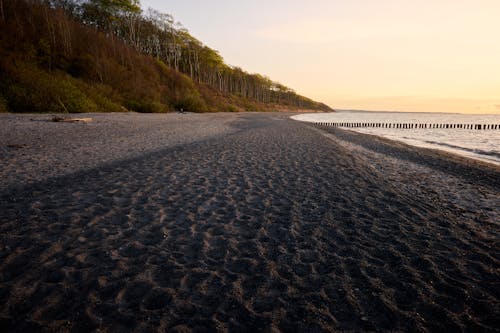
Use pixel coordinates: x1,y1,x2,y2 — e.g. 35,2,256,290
0,1,332,113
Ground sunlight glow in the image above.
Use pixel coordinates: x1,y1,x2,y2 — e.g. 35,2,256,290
141,0,500,113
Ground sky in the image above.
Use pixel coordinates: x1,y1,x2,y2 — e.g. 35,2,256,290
140,0,500,114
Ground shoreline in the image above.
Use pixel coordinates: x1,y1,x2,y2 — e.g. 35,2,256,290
310,123,499,222
1,112,498,331
330,125,500,166
291,113,500,166
313,124,500,188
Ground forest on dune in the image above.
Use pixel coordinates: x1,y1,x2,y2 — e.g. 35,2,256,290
0,0,332,113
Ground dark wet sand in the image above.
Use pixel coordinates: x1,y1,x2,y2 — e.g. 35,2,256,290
0,112,499,332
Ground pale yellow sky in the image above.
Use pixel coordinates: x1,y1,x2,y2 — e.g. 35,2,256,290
145,0,500,113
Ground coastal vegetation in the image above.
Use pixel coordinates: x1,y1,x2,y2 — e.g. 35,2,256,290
0,0,332,113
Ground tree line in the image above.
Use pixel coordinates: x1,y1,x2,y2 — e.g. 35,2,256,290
0,0,331,112
48,0,330,110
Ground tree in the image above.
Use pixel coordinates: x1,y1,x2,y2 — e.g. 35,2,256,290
81,0,140,30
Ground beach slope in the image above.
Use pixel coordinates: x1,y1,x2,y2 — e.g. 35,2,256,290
0,113,498,331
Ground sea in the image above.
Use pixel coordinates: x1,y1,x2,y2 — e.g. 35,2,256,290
292,110,500,166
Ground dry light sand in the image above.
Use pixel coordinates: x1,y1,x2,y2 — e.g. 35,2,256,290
0,112,499,332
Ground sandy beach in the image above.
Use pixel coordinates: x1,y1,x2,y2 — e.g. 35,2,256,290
0,112,499,331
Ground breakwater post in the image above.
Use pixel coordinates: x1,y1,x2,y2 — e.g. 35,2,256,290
314,122,500,130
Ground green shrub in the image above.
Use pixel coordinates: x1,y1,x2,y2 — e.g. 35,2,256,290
172,92,207,112
56,79,98,113
0,96,8,112
70,79,124,112
3,61,98,113
223,104,241,112
90,93,124,112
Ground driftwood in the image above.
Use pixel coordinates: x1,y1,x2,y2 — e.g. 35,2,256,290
50,116,92,123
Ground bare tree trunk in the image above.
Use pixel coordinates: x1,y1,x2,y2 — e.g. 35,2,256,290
58,15,72,57
0,0,5,24
43,6,55,71
194,50,200,82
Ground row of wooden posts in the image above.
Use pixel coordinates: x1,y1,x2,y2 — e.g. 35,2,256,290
315,122,500,130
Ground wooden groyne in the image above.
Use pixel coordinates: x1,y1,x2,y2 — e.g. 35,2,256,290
314,122,500,130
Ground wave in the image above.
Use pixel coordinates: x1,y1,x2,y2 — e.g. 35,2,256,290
423,140,500,159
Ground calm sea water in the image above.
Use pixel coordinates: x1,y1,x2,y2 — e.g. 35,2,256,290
292,111,500,165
